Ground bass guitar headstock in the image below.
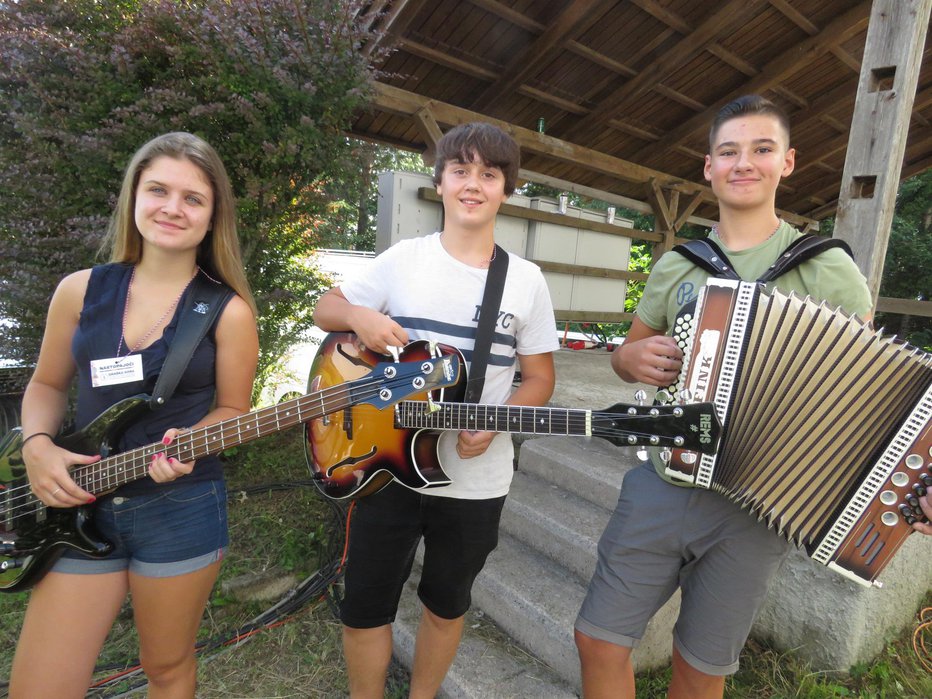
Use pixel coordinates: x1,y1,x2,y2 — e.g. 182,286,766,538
350,343,462,410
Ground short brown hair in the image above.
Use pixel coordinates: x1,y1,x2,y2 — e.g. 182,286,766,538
432,122,521,195
709,95,791,150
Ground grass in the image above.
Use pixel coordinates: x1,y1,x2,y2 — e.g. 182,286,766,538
2,429,931,697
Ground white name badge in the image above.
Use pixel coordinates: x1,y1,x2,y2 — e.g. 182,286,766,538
90,355,145,387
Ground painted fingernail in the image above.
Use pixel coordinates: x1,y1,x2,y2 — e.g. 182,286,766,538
162,436,171,445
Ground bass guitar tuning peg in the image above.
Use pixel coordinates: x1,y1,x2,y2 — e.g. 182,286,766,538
634,390,647,406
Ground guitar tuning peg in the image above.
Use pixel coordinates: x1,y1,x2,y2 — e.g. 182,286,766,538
387,345,401,363
428,341,439,357
678,389,693,404
426,395,441,414
634,389,647,406
635,447,649,462
659,448,672,464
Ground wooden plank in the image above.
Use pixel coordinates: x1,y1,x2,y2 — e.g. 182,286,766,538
875,297,932,318
564,0,771,137
417,187,665,242
554,310,636,323
367,82,816,227
833,0,932,300
631,1,872,165
470,0,617,111
535,260,649,283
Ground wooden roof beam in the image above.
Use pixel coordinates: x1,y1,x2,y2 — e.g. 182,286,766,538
561,0,772,139
467,0,543,33
367,81,815,227
632,0,872,166
398,39,498,81
362,0,426,57
468,0,617,113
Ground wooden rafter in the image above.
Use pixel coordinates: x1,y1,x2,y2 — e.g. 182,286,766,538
632,0,872,166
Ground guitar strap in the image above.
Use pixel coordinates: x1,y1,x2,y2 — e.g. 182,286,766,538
462,245,509,404
149,273,234,410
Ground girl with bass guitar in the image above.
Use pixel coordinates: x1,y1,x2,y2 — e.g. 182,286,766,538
10,132,259,698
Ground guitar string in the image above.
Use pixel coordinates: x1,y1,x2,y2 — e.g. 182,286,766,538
396,401,690,433
2,378,386,515
4,397,698,515
1,374,415,516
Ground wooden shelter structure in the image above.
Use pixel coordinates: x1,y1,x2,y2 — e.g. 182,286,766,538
351,0,932,320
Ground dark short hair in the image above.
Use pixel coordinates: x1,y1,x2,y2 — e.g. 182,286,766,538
709,95,791,150
432,122,521,195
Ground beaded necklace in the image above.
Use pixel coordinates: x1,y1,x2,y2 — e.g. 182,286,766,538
116,266,199,357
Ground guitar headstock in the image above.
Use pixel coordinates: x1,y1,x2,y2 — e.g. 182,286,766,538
592,402,721,454
358,351,461,410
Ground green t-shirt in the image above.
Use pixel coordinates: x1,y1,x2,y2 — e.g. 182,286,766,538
637,221,873,333
637,221,873,484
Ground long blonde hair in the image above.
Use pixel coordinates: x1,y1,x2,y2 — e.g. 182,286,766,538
102,132,257,315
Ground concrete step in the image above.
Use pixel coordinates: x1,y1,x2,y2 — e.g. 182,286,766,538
500,469,606,583
470,532,585,688
393,570,578,698
517,435,634,511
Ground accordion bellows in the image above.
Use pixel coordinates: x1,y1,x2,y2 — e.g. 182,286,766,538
662,279,932,587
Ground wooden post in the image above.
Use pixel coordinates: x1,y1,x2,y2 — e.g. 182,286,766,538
647,179,680,263
832,0,932,303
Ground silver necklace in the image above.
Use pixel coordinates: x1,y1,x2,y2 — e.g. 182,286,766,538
712,219,782,247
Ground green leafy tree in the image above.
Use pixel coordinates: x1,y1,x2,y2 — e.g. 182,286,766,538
0,0,379,391
821,170,932,351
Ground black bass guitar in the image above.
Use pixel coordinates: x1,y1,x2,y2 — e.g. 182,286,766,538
306,340,721,500
0,338,460,592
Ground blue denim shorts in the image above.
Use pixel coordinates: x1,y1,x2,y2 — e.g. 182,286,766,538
53,479,228,578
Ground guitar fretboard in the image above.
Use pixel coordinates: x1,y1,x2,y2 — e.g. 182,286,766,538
395,401,591,436
71,380,377,496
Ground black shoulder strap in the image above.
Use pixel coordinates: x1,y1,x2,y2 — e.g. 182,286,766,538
756,234,854,283
463,245,509,404
670,239,741,281
149,273,234,409
673,234,854,284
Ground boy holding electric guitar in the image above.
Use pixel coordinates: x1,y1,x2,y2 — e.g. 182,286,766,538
313,122,559,699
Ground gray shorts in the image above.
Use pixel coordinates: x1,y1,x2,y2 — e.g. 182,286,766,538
575,463,791,676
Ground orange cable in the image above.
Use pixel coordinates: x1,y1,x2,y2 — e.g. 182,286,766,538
912,606,932,673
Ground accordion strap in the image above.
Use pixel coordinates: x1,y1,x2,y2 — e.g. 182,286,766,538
756,235,853,283
672,234,853,284
670,238,740,280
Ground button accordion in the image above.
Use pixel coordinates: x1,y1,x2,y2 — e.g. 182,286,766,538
658,278,932,587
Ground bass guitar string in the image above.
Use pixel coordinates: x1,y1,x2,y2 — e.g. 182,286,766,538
0,374,408,518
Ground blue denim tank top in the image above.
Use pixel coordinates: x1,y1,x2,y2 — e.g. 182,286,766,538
72,263,231,496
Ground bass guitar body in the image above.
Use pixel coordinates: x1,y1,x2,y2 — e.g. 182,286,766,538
0,396,148,592
305,333,465,500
